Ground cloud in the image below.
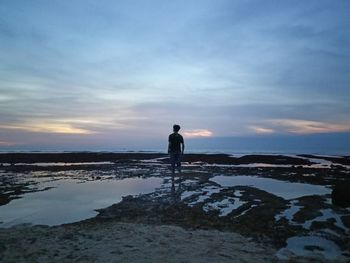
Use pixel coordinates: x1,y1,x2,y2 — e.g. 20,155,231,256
250,126,275,134
183,129,213,138
0,140,16,146
0,122,95,135
269,119,350,134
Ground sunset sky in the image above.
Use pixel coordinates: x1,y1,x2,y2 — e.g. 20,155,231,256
1,1,350,150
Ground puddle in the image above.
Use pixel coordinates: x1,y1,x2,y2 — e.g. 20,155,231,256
275,200,303,223
302,208,348,232
0,177,162,227
277,236,342,260
211,175,331,200
203,197,246,217
182,186,221,206
274,199,350,261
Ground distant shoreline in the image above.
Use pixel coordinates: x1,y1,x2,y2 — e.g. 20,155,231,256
1,148,350,157
0,152,349,165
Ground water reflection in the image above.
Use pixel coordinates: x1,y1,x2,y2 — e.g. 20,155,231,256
170,175,183,204
211,175,331,200
0,177,162,227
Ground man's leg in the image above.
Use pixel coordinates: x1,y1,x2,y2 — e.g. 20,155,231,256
175,153,182,172
170,153,176,173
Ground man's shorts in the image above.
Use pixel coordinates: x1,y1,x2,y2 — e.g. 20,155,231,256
170,152,182,167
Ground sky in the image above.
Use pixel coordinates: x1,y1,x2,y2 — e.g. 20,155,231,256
0,0,350,151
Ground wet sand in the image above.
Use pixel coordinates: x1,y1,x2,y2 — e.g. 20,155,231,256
0,222,280,263
0,152,350,262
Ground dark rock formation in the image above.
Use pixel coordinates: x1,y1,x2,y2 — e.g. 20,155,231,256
332,183,350,207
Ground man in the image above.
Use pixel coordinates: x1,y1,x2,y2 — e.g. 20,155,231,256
168,124,185,173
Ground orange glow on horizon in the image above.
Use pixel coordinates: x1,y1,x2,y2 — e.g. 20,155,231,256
0,140,16,146
183,129,213,138
0,123,95,135
250,126,275,134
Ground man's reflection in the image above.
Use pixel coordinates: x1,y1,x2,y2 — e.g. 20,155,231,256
170,174,183,204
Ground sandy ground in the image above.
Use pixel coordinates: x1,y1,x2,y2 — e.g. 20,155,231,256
0,221,283,263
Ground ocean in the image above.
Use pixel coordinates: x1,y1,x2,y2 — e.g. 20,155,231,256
1,134,349,156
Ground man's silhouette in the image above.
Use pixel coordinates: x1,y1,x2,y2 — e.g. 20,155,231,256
168,124,185,173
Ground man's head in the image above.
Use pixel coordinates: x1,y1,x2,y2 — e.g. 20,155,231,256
173,124,181,133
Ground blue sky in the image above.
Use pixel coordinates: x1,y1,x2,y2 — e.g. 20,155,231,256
0,0,350,150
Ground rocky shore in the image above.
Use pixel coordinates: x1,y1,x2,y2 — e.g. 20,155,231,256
0,152,349,262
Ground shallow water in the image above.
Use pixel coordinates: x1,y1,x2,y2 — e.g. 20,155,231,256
0,177,162,227
211,175,331,200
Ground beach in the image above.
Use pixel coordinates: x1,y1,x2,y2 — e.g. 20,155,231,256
0,152,350,262
0,222,279,263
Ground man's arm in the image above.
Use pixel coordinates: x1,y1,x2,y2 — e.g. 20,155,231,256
168,135,171,154
168,142,171,154
181,136,185,154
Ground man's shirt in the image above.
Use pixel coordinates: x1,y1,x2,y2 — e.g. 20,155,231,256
168,133,184,153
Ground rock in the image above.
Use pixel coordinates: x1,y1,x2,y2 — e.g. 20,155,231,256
341,215,350,228
332,183,350,207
